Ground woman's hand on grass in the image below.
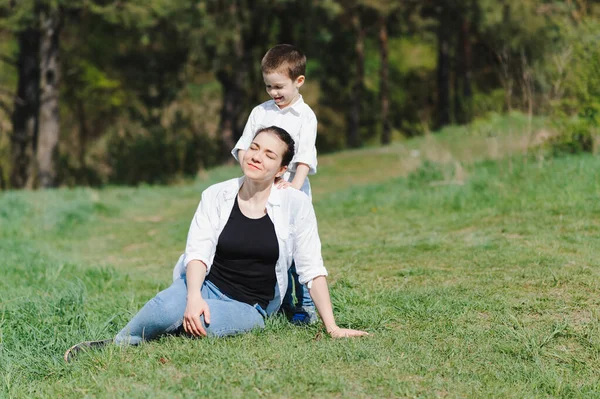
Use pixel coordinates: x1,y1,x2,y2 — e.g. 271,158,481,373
327,326,369,338
183,294,211,337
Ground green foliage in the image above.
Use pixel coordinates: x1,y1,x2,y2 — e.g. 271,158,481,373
2,0,600,187
472,88,506,117
104,115,219,186
546,18,600,155
73,60,124,107
547,118,596,155
406,160,444,188
387,37,437,137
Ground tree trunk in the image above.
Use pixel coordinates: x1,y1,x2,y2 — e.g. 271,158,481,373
10,28,40,189
453,43,460,125
216,2,247,162
242,6,268,115
217,70,245,161
501,3,512,112
37,6,62,188
379,15,391,145
77,99,88,184
461,16,473,122
276,2,294,45
455,12,473,125
0,165,5,190
436,6,451,129
348,11,364,148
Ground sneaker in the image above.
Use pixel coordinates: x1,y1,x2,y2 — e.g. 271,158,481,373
291,306,318,325
64,339,112,363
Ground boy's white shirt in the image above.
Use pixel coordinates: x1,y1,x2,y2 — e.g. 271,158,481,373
171,177,328,315
232,95,318,198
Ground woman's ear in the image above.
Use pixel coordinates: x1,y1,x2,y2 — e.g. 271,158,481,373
275,165,288,179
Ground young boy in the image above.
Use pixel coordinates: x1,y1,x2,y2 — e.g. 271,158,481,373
231,44,318,324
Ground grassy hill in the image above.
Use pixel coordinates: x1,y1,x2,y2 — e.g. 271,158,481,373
1,113,600,397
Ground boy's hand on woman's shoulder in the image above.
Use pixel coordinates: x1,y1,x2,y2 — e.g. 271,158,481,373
275,179,293,189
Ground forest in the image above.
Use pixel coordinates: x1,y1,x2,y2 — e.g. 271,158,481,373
0,0,598,189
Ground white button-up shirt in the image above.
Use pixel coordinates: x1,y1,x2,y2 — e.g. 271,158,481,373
172,177,328,315
232,96,318,198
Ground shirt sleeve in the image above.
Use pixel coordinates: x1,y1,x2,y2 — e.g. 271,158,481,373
232,106,261,162
290,112,318,175
292,196,328,285
183,190,218,275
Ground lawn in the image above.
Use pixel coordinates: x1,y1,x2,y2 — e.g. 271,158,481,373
1,114,599,398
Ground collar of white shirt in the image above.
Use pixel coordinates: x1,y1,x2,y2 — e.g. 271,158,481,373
270,95,304,115
222,176,282,207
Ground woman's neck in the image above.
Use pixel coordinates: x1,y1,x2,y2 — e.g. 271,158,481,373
238,178,272,217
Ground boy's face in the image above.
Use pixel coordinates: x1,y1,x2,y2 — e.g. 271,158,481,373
263,71,305,109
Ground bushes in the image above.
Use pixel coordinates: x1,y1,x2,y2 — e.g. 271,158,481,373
547,118,596,155
104,118,219,185
546,19,600,155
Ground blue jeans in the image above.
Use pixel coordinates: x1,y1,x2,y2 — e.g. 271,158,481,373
114,278,266,345
282,263,314,310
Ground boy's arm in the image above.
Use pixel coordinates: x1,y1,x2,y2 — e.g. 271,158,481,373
290,163,309,190
289,112,318,180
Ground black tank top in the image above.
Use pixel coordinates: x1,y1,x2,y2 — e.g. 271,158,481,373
207,196,279,309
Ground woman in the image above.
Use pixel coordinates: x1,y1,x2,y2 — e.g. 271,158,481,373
65,126,367,361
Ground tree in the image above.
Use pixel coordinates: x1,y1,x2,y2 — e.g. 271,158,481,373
454,0,478,124
425,0,480,127
191,0,282,162
1,1,41,188
1,0,68,188
1,0,198,187
365,0,404,144
36,3,62,187
349,6,366,148
436,3,452,128
477,0,558,113
312,0,376,149
378,14,391,144
9,26,39,188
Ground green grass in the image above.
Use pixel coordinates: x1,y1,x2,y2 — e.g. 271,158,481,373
2,115,600,397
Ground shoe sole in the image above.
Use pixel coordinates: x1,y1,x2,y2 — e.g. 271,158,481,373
64,339,112,363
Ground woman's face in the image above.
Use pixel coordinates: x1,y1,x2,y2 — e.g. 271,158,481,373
242,131,288,183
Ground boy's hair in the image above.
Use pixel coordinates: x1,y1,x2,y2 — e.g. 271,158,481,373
261,44,306,80
254,126,295,167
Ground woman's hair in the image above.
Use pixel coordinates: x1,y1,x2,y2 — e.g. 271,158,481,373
253,126,295,167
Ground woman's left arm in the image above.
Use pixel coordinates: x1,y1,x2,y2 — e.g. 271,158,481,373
309,276,369,338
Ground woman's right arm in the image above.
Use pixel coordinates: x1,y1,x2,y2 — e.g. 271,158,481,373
183,260,211,337
182,188,221,337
